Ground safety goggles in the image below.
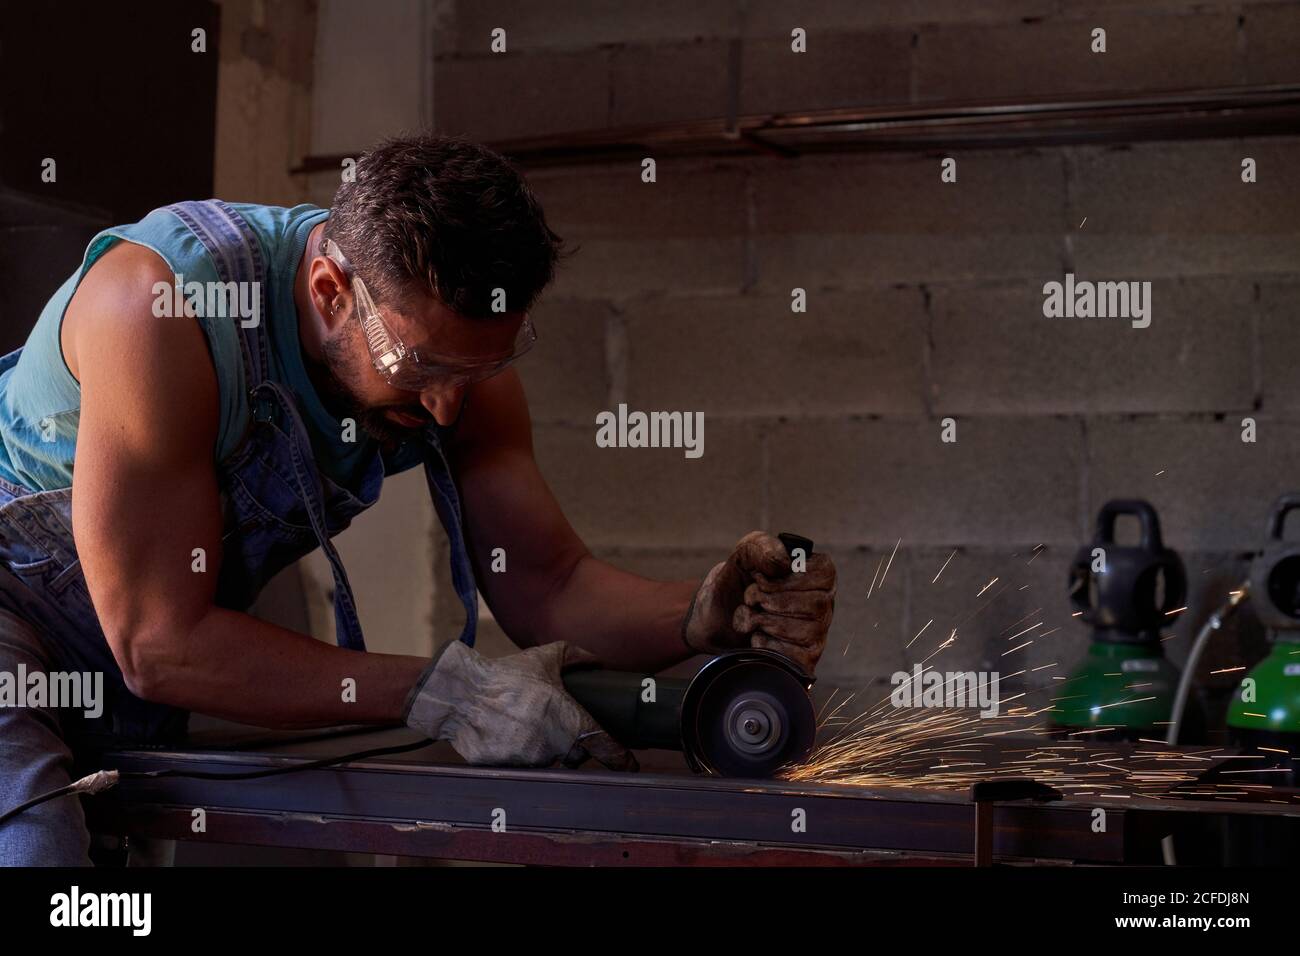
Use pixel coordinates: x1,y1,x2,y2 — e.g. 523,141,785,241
322,238,537,392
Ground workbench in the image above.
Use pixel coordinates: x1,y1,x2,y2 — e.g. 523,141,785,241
82,725,1300,866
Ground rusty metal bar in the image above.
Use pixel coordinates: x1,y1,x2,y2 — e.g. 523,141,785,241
82,728,1300,865
86,741,1123,864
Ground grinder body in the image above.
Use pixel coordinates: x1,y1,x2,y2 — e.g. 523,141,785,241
561,669,689,751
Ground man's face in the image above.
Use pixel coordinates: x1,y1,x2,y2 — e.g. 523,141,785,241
317,292,524,447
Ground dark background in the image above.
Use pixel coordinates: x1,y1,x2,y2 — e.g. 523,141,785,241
0,0,219,350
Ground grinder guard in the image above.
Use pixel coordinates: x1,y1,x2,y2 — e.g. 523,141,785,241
680,649,816,777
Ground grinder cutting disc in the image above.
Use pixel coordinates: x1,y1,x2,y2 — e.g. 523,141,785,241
680,649,816,777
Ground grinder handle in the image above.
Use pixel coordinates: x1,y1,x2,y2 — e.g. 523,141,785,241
778,532,814,561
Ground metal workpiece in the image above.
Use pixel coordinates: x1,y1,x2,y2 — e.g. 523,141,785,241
83,730,1300,866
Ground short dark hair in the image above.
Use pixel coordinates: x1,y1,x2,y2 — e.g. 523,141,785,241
322,134,566,318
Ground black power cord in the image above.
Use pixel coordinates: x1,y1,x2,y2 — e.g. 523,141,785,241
0,738,435,828
0,781,91,827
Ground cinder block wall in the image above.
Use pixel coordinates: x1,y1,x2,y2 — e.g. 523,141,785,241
216,0,449,661
433,0,1300,706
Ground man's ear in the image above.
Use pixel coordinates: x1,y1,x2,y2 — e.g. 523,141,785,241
309,256,350,329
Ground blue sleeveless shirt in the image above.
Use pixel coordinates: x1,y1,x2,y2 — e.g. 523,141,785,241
0,201,480,742
0,202,386,491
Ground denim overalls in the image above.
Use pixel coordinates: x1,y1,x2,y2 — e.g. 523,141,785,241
0,199,479,745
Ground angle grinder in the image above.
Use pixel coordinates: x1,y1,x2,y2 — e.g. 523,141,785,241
563,533,818,778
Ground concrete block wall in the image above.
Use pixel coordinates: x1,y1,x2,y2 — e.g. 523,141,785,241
433,0,1300,704
434,1,1300,135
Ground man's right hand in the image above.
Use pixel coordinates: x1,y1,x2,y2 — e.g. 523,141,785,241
404,640,638,771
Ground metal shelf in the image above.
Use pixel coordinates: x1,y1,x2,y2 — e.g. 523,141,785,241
296,84,1300,172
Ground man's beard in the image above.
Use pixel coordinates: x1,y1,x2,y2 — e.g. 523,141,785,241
318,322,428,448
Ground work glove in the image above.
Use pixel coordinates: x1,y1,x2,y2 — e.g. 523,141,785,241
682,531,836,674
403,640,638,771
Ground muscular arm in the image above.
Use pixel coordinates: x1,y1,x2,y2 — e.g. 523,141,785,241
450,369,699,672
68,242,426,727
